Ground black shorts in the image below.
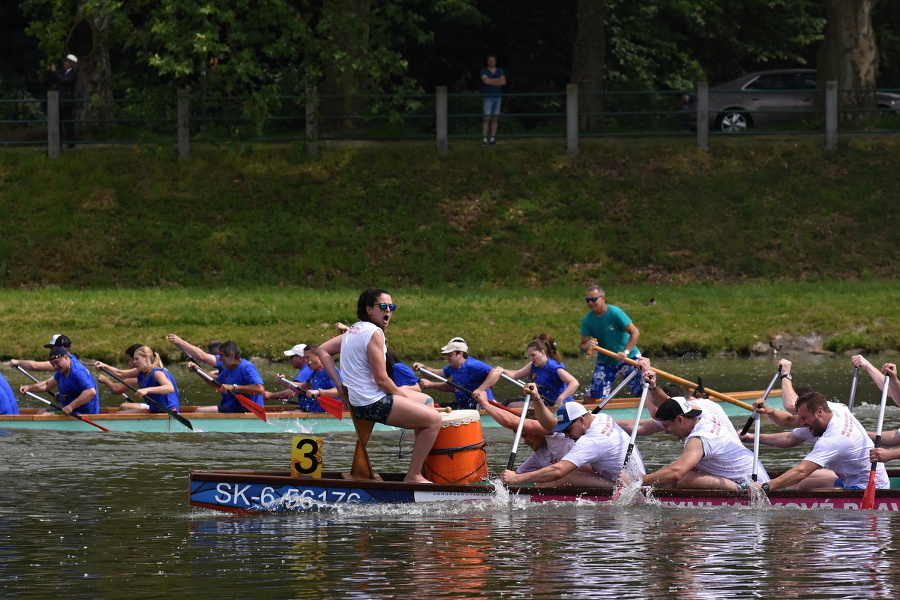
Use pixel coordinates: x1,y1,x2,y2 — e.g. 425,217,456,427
351,395,394,423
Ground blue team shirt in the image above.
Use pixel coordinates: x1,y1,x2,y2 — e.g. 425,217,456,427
0,372,19,415
293,365,313,384
299,368,341,413
137,368,180,412
391,362,419,387
215,358,264,413
53,364,100,414
442,357,495,409
530,359,574,406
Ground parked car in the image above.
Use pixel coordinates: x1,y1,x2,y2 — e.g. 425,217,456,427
677,69,900,132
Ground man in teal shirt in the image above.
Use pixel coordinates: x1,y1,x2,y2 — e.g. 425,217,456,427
579,285,642,400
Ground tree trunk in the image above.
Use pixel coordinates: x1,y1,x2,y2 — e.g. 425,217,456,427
570,0,606,131
68,8,114,122
817,0,881,121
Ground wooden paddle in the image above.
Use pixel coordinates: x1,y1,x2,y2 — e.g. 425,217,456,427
276,375,344,419
20,388,111,432
191,365,268,422
740,366,782,436
861,374,891,509
96,365,194,431
590,344,754,411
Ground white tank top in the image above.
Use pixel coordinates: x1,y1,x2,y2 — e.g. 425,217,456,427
339,321,386,407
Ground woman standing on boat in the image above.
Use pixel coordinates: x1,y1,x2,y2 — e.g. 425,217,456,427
95,346,180,414
501,338,579,409
317,288,441,484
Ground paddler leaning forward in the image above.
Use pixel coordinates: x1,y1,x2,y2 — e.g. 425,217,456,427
500,383,646,487
317,288,441,484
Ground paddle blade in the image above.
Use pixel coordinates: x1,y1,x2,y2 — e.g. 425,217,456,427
235,393,268,422
317,395,345,420
861,469,878,510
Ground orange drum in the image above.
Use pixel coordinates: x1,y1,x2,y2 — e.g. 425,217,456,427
423,409,488,485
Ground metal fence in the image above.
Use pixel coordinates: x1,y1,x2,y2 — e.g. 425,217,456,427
2,83,898,158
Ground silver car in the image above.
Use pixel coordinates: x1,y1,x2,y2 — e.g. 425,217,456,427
678,68,900,132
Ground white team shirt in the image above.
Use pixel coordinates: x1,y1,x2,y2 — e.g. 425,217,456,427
517,433,575,474
562,412,645,481
792,402,889,489
686,398,769,483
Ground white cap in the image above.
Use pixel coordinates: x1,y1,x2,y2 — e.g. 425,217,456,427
65,54,78,64
440,337,468,354
283,343,307,357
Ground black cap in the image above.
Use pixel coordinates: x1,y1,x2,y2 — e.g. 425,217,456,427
656,396,702,421
43,334,72,348
48,347,68,359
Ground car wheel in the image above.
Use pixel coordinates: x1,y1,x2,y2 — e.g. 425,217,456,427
715,111,752,132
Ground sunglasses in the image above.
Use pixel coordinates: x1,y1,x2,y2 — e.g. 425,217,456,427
375,303,397,311
585,296,601,303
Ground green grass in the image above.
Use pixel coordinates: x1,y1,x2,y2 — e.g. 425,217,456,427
0,136,897,288
0,282,896,364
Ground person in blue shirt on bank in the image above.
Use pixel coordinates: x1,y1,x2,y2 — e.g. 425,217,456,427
480,53,506,146
414,337,501,410
167,335,264,413
579,285,643,401
94,345,180,414
19,347,100,415
500,337,580,409
0,371,20,415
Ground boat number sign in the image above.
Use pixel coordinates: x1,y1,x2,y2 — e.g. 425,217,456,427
291,436,324,478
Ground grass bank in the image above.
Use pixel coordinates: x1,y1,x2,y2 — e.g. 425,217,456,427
1,282,896,364
0,136,897,288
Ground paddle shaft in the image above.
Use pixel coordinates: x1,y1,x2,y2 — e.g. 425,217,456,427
592,345,754,411
620,382,650,471
862,375,891,509
506,391,532,471
847,367,860,413
97,366,193,431
21,389,111,432
740,366,782,436
499,372,555,406
592,367,640,414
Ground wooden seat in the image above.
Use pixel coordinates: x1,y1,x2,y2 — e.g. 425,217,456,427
341,412,382,481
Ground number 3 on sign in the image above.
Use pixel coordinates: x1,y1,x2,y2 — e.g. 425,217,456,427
291,436,324,478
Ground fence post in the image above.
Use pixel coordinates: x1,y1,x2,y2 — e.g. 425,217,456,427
177,89,190,160
306,85,318,156
566,84,579,155
825,80,838,151
47,91,60,158
436,86,448,154
696,82,709,150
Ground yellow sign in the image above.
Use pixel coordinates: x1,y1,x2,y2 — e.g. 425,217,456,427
291,436,324,478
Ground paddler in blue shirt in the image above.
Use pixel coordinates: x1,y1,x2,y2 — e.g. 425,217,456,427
19,347,100,415
167,335,265,413
414,337,501,410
